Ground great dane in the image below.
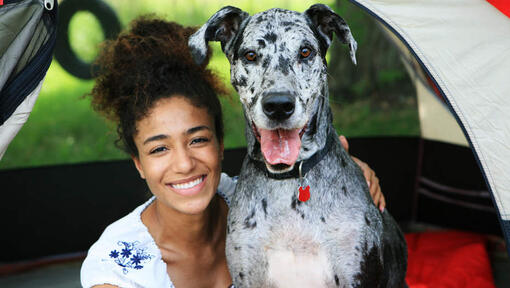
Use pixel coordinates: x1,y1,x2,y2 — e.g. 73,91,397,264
189,4,407,287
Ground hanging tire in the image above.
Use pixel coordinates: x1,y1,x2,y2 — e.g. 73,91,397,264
54,0,121,79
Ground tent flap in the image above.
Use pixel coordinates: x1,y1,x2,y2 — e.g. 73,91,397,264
350,0,510,256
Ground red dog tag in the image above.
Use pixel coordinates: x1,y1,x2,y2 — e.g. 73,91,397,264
298,185,310,202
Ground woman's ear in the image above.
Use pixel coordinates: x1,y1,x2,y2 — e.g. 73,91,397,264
131,155,146,179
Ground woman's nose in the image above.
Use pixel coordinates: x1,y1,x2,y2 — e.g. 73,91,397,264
171,145,195,173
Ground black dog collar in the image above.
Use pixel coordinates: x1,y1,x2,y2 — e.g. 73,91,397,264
249,131,337,180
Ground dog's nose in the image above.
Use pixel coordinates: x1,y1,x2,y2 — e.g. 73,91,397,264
262,93,295,121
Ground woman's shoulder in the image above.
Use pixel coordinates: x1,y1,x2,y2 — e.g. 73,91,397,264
80,197,173,288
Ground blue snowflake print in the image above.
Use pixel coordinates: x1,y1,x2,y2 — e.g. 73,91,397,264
121,247,132,258
108,241,153,274
109,250,119,258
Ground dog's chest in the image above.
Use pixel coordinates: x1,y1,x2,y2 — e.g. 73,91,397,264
227,175,369,287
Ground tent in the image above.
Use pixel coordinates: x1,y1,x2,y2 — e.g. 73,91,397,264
0,0,508,286
0,0,57,159
347,0,510,256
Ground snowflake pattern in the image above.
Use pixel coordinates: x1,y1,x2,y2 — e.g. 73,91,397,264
109,241,153,274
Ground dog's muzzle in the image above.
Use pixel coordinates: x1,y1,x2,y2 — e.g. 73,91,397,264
262,92,295,121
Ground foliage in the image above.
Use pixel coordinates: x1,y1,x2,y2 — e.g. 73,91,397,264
329,0,415,105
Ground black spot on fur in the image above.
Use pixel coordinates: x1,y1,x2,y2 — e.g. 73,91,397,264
282,21,293,26
335,274,340,286
279,43,286,52
239,76,247,87
256,16,264,24
285,26,291,32
321,216,326,223
244,208,257,229
239,272,244,280
354,242,383,288
301,213,305,219
342,186,347,196
234,246,240,250
250,87,255,94
262,198,268,217
278,55,290,75
262,57,271,68
248,92,260,111
263,32,277,43
365,215,371,226
258,39,266,48
341,155,347,167
291,195,298,210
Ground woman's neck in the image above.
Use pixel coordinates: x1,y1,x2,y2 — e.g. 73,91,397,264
143,195,225,252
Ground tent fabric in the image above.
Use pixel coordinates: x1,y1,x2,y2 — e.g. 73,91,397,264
350,0,510,254
380,25,468,147
0,0,57,158
0,78,43,159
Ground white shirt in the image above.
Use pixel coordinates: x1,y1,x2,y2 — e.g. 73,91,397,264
80,173,236,288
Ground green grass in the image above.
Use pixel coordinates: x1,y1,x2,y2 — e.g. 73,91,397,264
0,0,419,169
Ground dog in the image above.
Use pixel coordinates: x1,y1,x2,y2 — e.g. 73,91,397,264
189,4,407,287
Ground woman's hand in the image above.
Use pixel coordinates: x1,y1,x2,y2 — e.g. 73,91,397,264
339,135,386,212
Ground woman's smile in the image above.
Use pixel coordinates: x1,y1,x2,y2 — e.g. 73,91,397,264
167,175,207,196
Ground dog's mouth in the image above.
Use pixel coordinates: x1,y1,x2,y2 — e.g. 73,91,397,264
252,123,306,171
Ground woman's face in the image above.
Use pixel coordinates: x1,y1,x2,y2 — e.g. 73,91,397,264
132,96,223,215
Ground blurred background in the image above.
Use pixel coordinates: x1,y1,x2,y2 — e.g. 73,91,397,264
0,0,418,169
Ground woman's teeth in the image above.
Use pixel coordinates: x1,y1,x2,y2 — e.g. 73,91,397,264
171,176,204,189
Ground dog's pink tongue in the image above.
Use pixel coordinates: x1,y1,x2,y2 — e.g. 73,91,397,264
258,128,301,165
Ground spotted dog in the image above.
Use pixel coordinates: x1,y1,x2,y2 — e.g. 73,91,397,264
189,4,407,288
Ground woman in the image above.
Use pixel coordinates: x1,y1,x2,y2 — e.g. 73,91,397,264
80,17,384,288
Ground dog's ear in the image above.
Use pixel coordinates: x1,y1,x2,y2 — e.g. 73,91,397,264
188,6,249,65
305,4,357,65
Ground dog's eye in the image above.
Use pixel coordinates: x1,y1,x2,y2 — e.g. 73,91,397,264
244,51,257,62
300,47,312,59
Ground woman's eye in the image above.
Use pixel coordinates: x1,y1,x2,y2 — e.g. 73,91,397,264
300,47,312,58
150,146,167,154
244,51,257,61
191,137,209,145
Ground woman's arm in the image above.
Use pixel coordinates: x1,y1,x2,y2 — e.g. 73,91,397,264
339,135,385,212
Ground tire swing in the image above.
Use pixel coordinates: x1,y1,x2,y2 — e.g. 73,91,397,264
54,0,121,79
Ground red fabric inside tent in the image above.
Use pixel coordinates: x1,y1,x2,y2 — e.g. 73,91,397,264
405,231,495,288
487,0,510,18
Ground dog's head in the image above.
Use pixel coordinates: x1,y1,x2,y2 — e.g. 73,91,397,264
189,4,357,173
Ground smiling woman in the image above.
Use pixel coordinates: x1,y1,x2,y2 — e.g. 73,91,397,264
80,16,235,287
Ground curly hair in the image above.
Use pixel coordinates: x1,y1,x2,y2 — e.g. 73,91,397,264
89,16,227,156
